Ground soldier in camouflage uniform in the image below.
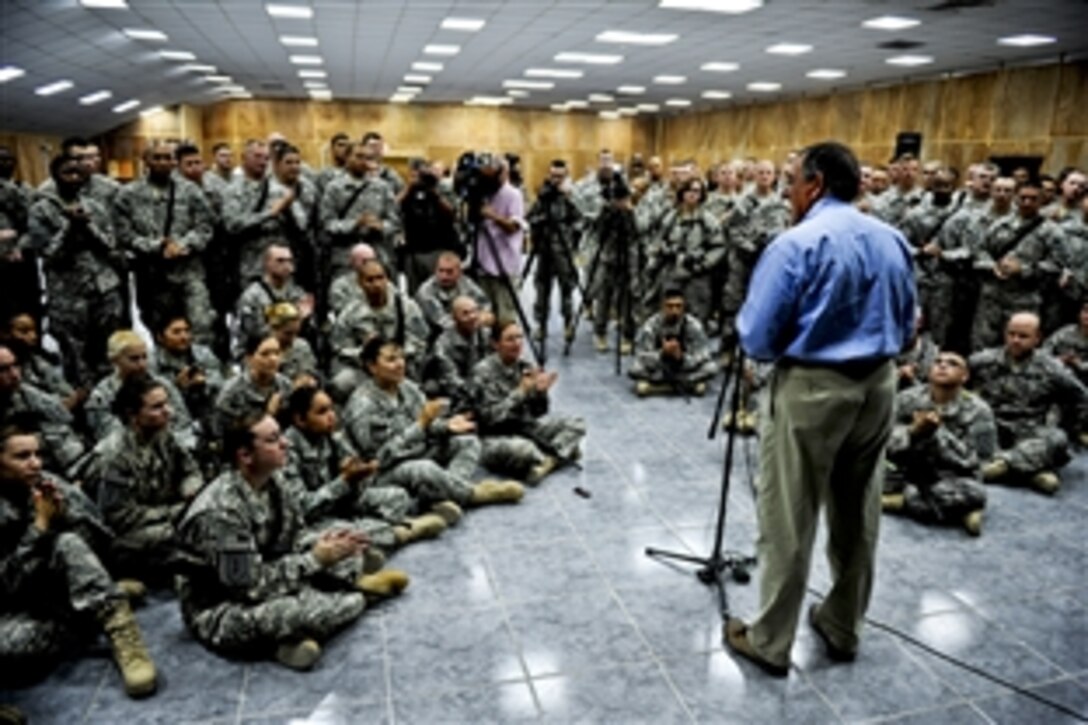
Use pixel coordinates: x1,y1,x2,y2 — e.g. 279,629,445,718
0,145,40,317
901,168,963,334
151,312,225,453
24,155,126,385
176,413,408,671
319,143,401,279
629,289,717,396
970,312,1087,494
91,376,203,582
883,352,997,535
216,335,293,429
362,131,406,196
586,181,640,353
525,161,583,341
114,142,216,343
720,161,790,353
895,327,937,390
971,181,1067,350
327,243,377,319
314,133,350,197
0,420,157,696
421,296,489,413
342,337,524,512
267,302,319,385
414,252,493,342
871,154,924,227
37,138,121,211
1043,301,1088,442
283,386,448,551
235,243,314,348
329,259,427,400
3,312,78,408
473,322,585,484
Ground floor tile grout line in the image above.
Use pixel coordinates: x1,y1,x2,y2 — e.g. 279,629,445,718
380,612,396,725
795,666,849,724
851,696,975,724
79,659,108,724
232,664,250,725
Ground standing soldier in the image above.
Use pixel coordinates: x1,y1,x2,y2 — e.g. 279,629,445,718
0,145,39,317
314,132,351,197
872,153,924,227
223,140,294,286
525,160,582,342
902,168,962,343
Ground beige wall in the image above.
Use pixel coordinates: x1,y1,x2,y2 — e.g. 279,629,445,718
0,132,64,186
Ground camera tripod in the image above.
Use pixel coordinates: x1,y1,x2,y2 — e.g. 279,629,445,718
645,346,757,620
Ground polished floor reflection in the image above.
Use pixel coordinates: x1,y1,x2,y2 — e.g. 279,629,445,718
3,320,1087,724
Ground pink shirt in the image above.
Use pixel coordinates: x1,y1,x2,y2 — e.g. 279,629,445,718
475,182,524,276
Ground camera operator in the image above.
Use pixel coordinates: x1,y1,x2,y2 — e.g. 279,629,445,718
474,155,525,325
397,158,461,294
526,160,582,342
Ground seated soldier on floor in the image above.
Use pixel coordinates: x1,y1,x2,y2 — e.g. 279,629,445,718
0,416,157,697
473,321,586,484
267,302,319,385
91,375,204,587
342,336,524,518
628,288,717,397
216,333,294,430
883,351,997,536
326,243,376,321
2,311,81,410
176,413,408,672
1042,300,1088,445
969,312,1087,494
283,385,448,552
421,295,489,412
414,252,493,343
235,243,313,348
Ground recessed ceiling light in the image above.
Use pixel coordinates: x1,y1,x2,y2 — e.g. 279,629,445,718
588,93,614,103
766,43,812,55
397,86,423,94
303,81,326,89
599,111,620,119
139,105,165,117
123,28,168,41
404,74,431,84
424,45,460,56
886,54,933,66
596,30,678,45
653,75,686,84
503,79,554,90
747,81,781,91
862,16,920,31
112,99,140,113
807,69,846,79
289,55,324,65
441,17,486,31
665,98,692,106
506,89,530,98
205,75,233,82
617,85,646,94
35,80,74,96
701,61,740,72
159,50,196,61
178,64,217,73
298,69,327,78
525,68,583,79
280,35,318,46
80,0,128,8
637,103,660,111
78,90,112,105
998,34,1057,47
658,0,762,14
554,52,623,65
701,90,732,99
0,66,25,83
412,62,444,72
564,100,589,108
266,4,313,19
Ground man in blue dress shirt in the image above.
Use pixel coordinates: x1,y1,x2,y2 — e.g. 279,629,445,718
724,142,916,677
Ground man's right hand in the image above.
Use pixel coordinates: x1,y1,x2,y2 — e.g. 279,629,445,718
910,410,941,437
271,188,296,215
661,339,683,360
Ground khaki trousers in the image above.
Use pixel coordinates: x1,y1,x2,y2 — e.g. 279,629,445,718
748,361,894,667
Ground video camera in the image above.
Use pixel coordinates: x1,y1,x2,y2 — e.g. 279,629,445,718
454,151,502,211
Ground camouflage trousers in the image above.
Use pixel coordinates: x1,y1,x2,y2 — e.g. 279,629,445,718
592,260,637,339
995,421,1070,478
481,415,586,477
884,473,987,523
971,287,1039,351
188,586,366,655
628,357,718,385
374,435,480,507
47,285,127,386
304,486,414,551
110,520,178,582
533,248,578,330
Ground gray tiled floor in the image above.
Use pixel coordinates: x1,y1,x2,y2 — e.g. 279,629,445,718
4,318,1088,724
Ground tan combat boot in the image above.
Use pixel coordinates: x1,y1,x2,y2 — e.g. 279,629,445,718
471,479,525,505
357,569,411,598
116,578,147,603
526,456,558,485
1031,471,1061,495
620,339,633,355
594,335,609,352
963,509,983,536
881,493,906,512
393,513,448,545
99,599,157,698
275,638,322,671
431,500,464,526
692,382,708,397
981,458,1009,481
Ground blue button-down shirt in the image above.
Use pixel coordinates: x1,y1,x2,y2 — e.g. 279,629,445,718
738,197,916,363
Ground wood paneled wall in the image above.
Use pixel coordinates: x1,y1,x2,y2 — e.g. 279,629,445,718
658,62,1088,174
0,132,64,186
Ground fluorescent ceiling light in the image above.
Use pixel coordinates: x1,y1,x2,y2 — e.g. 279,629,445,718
390,94,413,104
554,52,623,65
701,90,732,99
658,0,762,14
205,75,233,82
701,61,739,72
178,64,217,73
280,35,318,46
564,100,589,108
216,85,246,93
588,93,614,102
423,45,460,56
653,75,686,84
503,79,554,90
159,50,196,61
665,98,691,106
396,86,423,94
123,28,168,41
766,43,812,55
78,90,112,105
412,62,443,72
35,80,74,96
112,99,140,113
862,16,920,31
637,103,660,111
80,0,128,8
441,17,486,31
298,69,327,78
617,85,646,94
617,107,639,115
139,105,165,117
266,4,313,19
807,69,846,79
506,89,530,98
886,54,933,66
998,34,1057,47
596,30,678,45
465,96,512,106
747,81,781,91
550,104,570,112
228,92,253,99
289,55,324,65
303,81,326,89
599,111,620,119
0,66,25,83
525,68,583,79
309,90,332,100
404,74,431,84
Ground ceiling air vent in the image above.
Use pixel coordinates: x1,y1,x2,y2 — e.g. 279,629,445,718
877,39,926,51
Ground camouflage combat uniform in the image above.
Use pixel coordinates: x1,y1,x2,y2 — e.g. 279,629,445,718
215,372,292,429
319,174,400,278
222,176,318,285
329,293,427,399
0,383,85,477
414,275,491,342
85,373,196,451
629,312,718,386
644,207,725,324
525,188,582,332
235,276,309,346
421,326,489,413
871,186,924,227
